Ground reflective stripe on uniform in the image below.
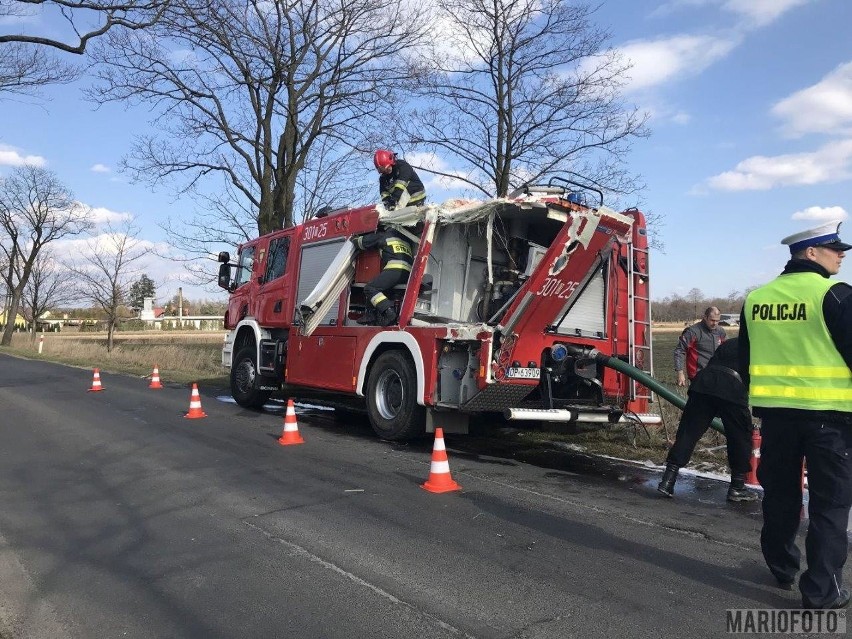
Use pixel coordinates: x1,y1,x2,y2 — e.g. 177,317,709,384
385,238,412,257
750,364,852,379
370,292,388,306
384,260,411,271
750,385,852,401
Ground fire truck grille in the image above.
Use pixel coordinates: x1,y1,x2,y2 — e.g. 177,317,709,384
461,383,536,411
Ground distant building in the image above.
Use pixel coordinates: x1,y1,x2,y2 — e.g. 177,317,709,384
139,297,165,321
0,310,27,329
139,296,223,330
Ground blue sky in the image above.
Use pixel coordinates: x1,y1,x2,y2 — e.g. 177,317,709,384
1,0,851,309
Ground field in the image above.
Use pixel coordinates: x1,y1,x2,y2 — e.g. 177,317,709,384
2,329,227,385
1,326,739,471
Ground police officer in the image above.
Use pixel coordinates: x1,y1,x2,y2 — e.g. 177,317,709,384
374,149,426,210
352,225,414,327
739,220,852,610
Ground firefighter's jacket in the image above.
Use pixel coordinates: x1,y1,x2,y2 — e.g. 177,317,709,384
739,258,852,423
688,337,747,406
352,228,414,272
379,160,426,209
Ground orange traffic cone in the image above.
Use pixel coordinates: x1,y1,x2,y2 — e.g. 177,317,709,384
278,399,305,445
421,428,461,493
88,368,104,392
184,383,207,418
745,425,761,486
149,365,164,389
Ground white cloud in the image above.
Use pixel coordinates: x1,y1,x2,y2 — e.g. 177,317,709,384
617,34,739,92
721,0,812,27
77,203,134,225
651,0,812,27
90,164,111,173
168,48,202,66
58,232,148,256
791,205,848,222
671,111,692,125
772,61,852,137
0,144,46,167
705,139,852,191
404,151,471,192
650,0,715,17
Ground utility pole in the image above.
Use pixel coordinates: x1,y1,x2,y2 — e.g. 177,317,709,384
178,287,183,327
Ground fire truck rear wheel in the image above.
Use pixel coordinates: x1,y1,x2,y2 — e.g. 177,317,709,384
366,351,425,441
231,345,273,409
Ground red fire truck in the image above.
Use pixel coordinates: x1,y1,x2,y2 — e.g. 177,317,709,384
217,178,657,440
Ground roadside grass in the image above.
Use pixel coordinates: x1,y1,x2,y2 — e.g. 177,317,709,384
0,326,741,472
0,330,227,386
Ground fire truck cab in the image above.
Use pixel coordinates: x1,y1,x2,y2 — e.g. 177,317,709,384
218,178,656,440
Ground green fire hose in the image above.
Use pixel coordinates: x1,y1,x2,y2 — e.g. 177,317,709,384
592,350,726,435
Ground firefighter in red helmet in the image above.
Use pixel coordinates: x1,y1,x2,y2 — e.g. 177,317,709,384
373,150,426,210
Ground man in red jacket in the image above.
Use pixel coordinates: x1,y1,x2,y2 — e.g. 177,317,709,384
674,306,726,386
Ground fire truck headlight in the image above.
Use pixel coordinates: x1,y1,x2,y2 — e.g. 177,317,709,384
550,343,568,363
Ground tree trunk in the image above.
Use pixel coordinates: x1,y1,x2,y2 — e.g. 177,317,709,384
107,320,116,353
0,289,23,346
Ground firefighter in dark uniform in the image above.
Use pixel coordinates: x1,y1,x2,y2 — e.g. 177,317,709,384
374,149,426,210
739,220,852,610
352,225,414,327
657,337,757,502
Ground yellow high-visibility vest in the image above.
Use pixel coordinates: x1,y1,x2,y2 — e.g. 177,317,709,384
745,271,852,410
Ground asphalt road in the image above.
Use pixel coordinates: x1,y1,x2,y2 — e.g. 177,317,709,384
0,354,844,639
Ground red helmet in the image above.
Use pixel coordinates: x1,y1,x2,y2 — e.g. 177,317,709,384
374,149,396,171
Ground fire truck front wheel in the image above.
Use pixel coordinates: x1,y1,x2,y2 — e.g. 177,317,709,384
230,345,273,409
366,351,426,441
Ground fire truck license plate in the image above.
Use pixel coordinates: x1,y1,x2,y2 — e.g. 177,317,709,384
506,367,541,379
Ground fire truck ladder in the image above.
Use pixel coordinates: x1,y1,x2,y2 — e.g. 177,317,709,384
627,242,653,402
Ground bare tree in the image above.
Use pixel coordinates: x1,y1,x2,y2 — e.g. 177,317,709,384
73,220,145,351
0,41,77,95
0,165,93,345
20,248,79,338
0,219,16,318
686,287,704,321
0,1,170,53
88,0,427,240
404,0,648,199
0,1,168,95
158,142,374,288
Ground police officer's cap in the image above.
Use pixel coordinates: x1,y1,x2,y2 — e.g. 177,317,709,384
781,220,852,253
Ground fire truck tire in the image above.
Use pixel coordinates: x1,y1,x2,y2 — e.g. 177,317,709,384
366,351,426,441
230,345,273,409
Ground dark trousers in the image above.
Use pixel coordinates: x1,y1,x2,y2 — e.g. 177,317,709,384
666,391,752,475
758,415,852,606
364,268,408,313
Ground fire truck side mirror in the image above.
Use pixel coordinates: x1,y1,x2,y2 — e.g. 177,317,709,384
217,262,233,291
217,251,230,263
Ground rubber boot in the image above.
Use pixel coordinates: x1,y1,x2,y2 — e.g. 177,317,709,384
356,308,377,325
657,464,679,498
377,307,397,327
727,474,758,502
